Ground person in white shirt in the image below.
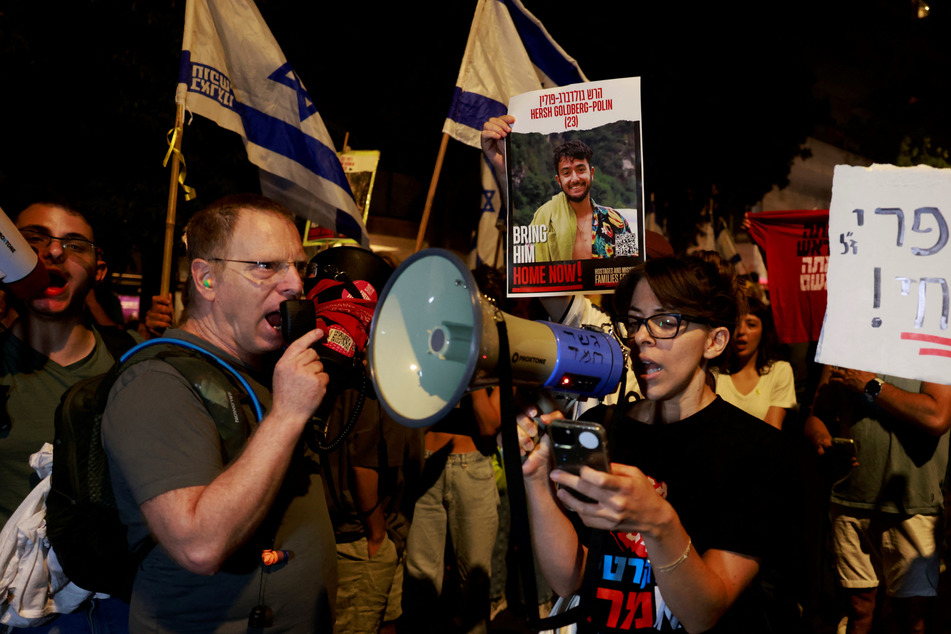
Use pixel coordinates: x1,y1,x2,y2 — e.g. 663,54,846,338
713,295,796,429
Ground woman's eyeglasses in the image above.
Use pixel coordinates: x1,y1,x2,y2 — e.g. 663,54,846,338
617,313,699,340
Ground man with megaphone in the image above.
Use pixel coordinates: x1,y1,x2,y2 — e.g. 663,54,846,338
101,194,337,632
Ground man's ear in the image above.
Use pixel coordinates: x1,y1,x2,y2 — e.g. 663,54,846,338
703,326,730,360
192,259,215,300
93,254,108,285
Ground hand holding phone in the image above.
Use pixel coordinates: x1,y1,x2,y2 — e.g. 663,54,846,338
830,437,855,458
829,437,858,467
549,420,611,505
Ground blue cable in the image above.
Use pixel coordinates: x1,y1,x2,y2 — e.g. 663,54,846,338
120,337,264,422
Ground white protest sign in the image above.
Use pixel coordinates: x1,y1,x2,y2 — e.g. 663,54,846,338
816,164,951,385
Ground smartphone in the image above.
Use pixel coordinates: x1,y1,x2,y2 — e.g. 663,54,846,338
549,420,611,505
830,437,856,460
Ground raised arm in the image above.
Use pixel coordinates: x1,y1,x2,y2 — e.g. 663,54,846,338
828,368,951,437
481,115,515,191
143,293,174,339
550,463,760,632
514,409,589,597
134,330,328,574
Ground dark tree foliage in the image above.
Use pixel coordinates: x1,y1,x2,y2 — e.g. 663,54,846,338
0,0,481,289
810,1,951,165
0,0,257,301
528,2,822,252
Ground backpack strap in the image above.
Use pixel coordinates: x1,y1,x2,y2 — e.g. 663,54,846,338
47,337,265,600
496,318,587,629
116,338,263,463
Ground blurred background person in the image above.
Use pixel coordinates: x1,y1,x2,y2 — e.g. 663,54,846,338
713,295,797,429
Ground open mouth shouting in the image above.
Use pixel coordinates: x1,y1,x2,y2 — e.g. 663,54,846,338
42,270,68,297
638,357,663,380
265,311,282,329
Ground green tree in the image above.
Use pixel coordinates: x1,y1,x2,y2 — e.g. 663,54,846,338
897,137,951,168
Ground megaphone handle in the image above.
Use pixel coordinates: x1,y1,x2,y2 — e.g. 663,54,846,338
497,319,585,629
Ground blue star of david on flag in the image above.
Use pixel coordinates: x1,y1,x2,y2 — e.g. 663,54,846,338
481,187,497,213
176,0,367,246
268,62,318,122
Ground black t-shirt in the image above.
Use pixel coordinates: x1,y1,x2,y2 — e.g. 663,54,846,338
577,397,798,633
321,388,425,551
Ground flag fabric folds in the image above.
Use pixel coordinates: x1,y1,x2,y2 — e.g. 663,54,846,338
176,0,368,246
469,156,505,269
444,0,588,148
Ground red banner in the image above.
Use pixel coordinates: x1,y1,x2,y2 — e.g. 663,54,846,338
747,209,829,344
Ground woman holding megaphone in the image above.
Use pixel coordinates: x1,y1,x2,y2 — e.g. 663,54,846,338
517,256,798,634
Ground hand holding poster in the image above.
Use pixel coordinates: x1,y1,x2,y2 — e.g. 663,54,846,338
817,164,951,385
505,77,645,297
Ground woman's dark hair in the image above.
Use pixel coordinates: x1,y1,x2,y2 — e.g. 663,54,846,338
612,255,744,334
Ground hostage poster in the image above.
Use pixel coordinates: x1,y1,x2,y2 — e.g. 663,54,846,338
505,77,645,297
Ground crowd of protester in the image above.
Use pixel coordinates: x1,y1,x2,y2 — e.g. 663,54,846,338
0,123,948,634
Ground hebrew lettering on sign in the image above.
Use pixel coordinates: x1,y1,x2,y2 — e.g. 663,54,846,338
817,165,951,385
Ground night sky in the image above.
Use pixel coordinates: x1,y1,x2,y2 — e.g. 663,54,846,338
2,0,949,284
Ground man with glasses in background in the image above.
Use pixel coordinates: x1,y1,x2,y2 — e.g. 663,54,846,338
101,194,338,632
1,200,132,631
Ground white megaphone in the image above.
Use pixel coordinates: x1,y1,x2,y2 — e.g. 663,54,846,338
0,206,49,299
368,249,625,428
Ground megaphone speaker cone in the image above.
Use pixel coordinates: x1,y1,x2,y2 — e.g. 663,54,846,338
0,206,50,299
368,249,625,428
368,250,482,428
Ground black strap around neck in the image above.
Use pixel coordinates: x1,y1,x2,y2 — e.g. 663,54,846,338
496,317,584,630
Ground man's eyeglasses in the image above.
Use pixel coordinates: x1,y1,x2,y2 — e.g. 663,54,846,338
617,313,702,340
19,229,96,257
209,258,308,280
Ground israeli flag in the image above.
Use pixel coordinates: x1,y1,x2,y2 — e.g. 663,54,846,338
444,0,588,149
176,0,368,246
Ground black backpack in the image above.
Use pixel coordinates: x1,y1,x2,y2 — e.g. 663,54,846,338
46,337,259,601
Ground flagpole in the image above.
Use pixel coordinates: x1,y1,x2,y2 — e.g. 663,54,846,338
414,131,450,253
493,227,503,269
161,102,186,297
